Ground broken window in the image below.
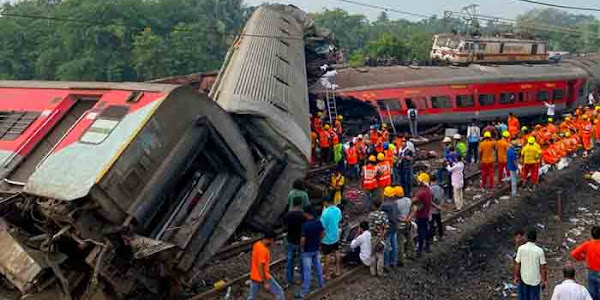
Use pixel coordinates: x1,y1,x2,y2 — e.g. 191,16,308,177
80,106,128,145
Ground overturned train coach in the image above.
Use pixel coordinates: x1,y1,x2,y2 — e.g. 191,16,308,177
0,4,315,298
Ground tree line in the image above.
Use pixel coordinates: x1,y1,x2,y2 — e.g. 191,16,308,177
1,1,599,81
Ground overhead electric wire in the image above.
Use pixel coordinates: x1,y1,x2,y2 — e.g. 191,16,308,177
332,0,431,19
516,0,600,12
0,11,305,40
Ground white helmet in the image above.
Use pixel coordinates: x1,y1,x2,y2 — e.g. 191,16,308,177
443,137,452,143
453,134,461,140
358,134,364,139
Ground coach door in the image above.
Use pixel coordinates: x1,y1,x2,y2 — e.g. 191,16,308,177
567,80,576,108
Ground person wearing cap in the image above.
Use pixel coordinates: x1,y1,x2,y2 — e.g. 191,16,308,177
395,186,414,264
508,112,521,139
318,124,331,165
467,119,481,163
381,186,400,269
547,117,558,135
411,173,433,256
442,136,454,160
446,153,465,210
520,126,531,147
313,112,323,133
521,136,542,191
496,131,511,183
376,152,392,202
247,230,285,300
495,117,508,136
507,139,520,198
479,131,497,191
581,114,593,156
453,134,468,158
300,208,325,298
362,155,379,212
483,121,499,140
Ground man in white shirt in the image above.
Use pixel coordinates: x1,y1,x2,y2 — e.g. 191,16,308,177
544,100,556,117
515,229,548,300
551,264,593,300
345,221,371,266
589,92,595,107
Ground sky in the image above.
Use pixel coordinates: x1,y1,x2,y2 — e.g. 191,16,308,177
244,0,600,21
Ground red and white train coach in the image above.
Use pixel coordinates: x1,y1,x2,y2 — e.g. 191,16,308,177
328,62,594,126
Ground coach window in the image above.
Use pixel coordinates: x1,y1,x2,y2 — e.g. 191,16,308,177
478,94,495,106
405,98,416,109
80,105,128,144
553,89,565,100
431,96,453,109
379,98,401,111
456,95,474,107
536,90,550,102
478,43,487,51
376,100,386,110
499,92,516,104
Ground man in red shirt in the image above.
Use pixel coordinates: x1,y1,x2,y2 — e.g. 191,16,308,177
247,231,284,300
571,226,600,300
411,172,432,257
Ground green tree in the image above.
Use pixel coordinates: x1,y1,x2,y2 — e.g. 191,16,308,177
132,28,166,81
368,33,409,60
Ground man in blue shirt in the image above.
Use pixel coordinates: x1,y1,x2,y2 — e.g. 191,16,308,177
300,209,325,297
507,139,519,197
320,198,342,280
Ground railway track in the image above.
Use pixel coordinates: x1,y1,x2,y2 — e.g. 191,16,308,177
191,169,488,299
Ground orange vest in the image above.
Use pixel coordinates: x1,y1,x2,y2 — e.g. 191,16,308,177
375,143,384,153
594,122,600,140
382,130,389,142
542,146,560,165
370,130,378,144
329,129,339,145
346,146,358,165
362,165,377,190
496,138,509,163
508,116,520,136
314,118,322,132
547,123,558,134
384,149,394,164
319,130,330,148
334,120,342,135
357,141,366,159
376,161,392,188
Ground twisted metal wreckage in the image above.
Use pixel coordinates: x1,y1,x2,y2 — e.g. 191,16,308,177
0,4,333,298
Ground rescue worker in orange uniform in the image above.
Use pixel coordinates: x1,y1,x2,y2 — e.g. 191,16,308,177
521,136,542,191
345,141,359,180
361,155,378,212
311,130,318,166
313,112,323,133
560,116,572,133
328,125,339,146
383,143,394,166
508,112,520,139
334,115,343,136
542,140,561,165
356,135,367,164
496,131,510,183
580,114,593,156
318,124,332,164
594,119,600,146
376,152,392,202
520,126,530,147
479,131,496,191
369,126,379,145
547,117,558,135
381,124,390,143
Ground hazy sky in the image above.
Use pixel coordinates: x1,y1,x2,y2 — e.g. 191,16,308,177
244,0,600,20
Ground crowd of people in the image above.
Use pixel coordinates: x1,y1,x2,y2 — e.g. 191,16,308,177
248,105,600,300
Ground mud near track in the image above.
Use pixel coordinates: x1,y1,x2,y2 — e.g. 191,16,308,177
320,154,600,300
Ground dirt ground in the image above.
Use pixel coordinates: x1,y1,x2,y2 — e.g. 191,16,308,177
316,153,600,300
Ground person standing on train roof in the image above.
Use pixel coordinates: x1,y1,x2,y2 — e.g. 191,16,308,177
479,131,496,192
407,108,418,138
508,113,521,139
521,136,542,192
544,99,556,119
362,155,379,212
453,134,468,159
581,114,593,157
467,119,481,164
318,124,332,165
496,131,511,183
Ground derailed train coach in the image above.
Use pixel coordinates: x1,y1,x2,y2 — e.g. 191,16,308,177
0,4,316,298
